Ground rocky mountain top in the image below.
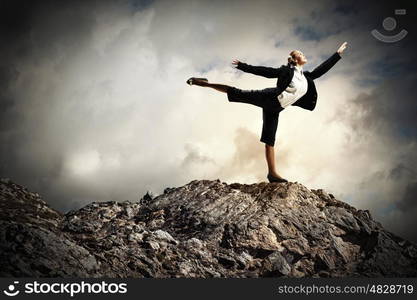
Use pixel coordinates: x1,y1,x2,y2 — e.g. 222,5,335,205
0,177,416,277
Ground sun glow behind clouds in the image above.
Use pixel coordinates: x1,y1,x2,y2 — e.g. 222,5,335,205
65,149,121,176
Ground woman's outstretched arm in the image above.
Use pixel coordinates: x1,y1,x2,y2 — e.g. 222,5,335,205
307,42,348,80
232,59,282,78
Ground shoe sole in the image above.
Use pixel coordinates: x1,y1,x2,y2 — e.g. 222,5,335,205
186,77,208,85
268,179,288,183
267,175,288,183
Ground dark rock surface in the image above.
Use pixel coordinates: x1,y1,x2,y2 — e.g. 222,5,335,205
1,177,416,277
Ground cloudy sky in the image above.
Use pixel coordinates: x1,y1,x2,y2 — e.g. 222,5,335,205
1,0,416,242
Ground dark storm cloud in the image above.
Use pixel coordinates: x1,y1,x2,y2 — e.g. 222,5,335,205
389,163,417,182
396,181,417,211
0,0,106,212
0,0,36,113
291,0,392,43
339,73,417,140
335,2,417,143
294,25,327,41
128,0,154,11
0,0,36,41
333,34,417,243
332,3,360,16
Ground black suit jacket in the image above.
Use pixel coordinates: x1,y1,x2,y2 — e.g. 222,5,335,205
236,51,342,111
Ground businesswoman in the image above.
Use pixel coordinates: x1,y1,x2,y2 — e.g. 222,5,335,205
186,42,348,183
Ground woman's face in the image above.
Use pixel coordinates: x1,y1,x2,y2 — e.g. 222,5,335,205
294,51,307,65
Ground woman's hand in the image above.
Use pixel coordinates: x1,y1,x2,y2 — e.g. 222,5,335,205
231,59,241,67
337,41,348,55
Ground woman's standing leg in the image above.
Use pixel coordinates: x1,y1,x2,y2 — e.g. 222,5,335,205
265,144,276,174
265,145,286,180
262,110,287,181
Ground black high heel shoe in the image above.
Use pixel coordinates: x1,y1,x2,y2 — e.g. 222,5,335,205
186,77,208,85
267,173,288,183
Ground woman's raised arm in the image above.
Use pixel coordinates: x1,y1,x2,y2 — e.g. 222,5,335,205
308,42,348,80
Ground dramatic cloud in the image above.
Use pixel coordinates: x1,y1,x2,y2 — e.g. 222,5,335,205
1,0,416,242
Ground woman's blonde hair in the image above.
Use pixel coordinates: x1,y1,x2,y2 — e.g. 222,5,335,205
287,50,298,67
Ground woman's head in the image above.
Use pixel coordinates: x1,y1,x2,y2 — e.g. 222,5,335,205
287,50,307,67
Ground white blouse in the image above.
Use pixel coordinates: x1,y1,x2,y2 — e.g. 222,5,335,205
277,65,308,108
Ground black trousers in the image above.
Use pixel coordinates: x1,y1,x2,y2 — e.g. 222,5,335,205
226,86,284,147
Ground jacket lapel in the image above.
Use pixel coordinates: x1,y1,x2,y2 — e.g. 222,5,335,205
279,66,294,91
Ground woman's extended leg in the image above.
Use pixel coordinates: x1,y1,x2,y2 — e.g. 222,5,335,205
191,79,230,93
190,78,282,112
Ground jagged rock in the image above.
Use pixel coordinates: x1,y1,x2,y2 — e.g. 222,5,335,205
0,177,416,277
139,191,155,205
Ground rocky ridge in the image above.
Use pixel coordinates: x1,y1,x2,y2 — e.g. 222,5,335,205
0,177,416,277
